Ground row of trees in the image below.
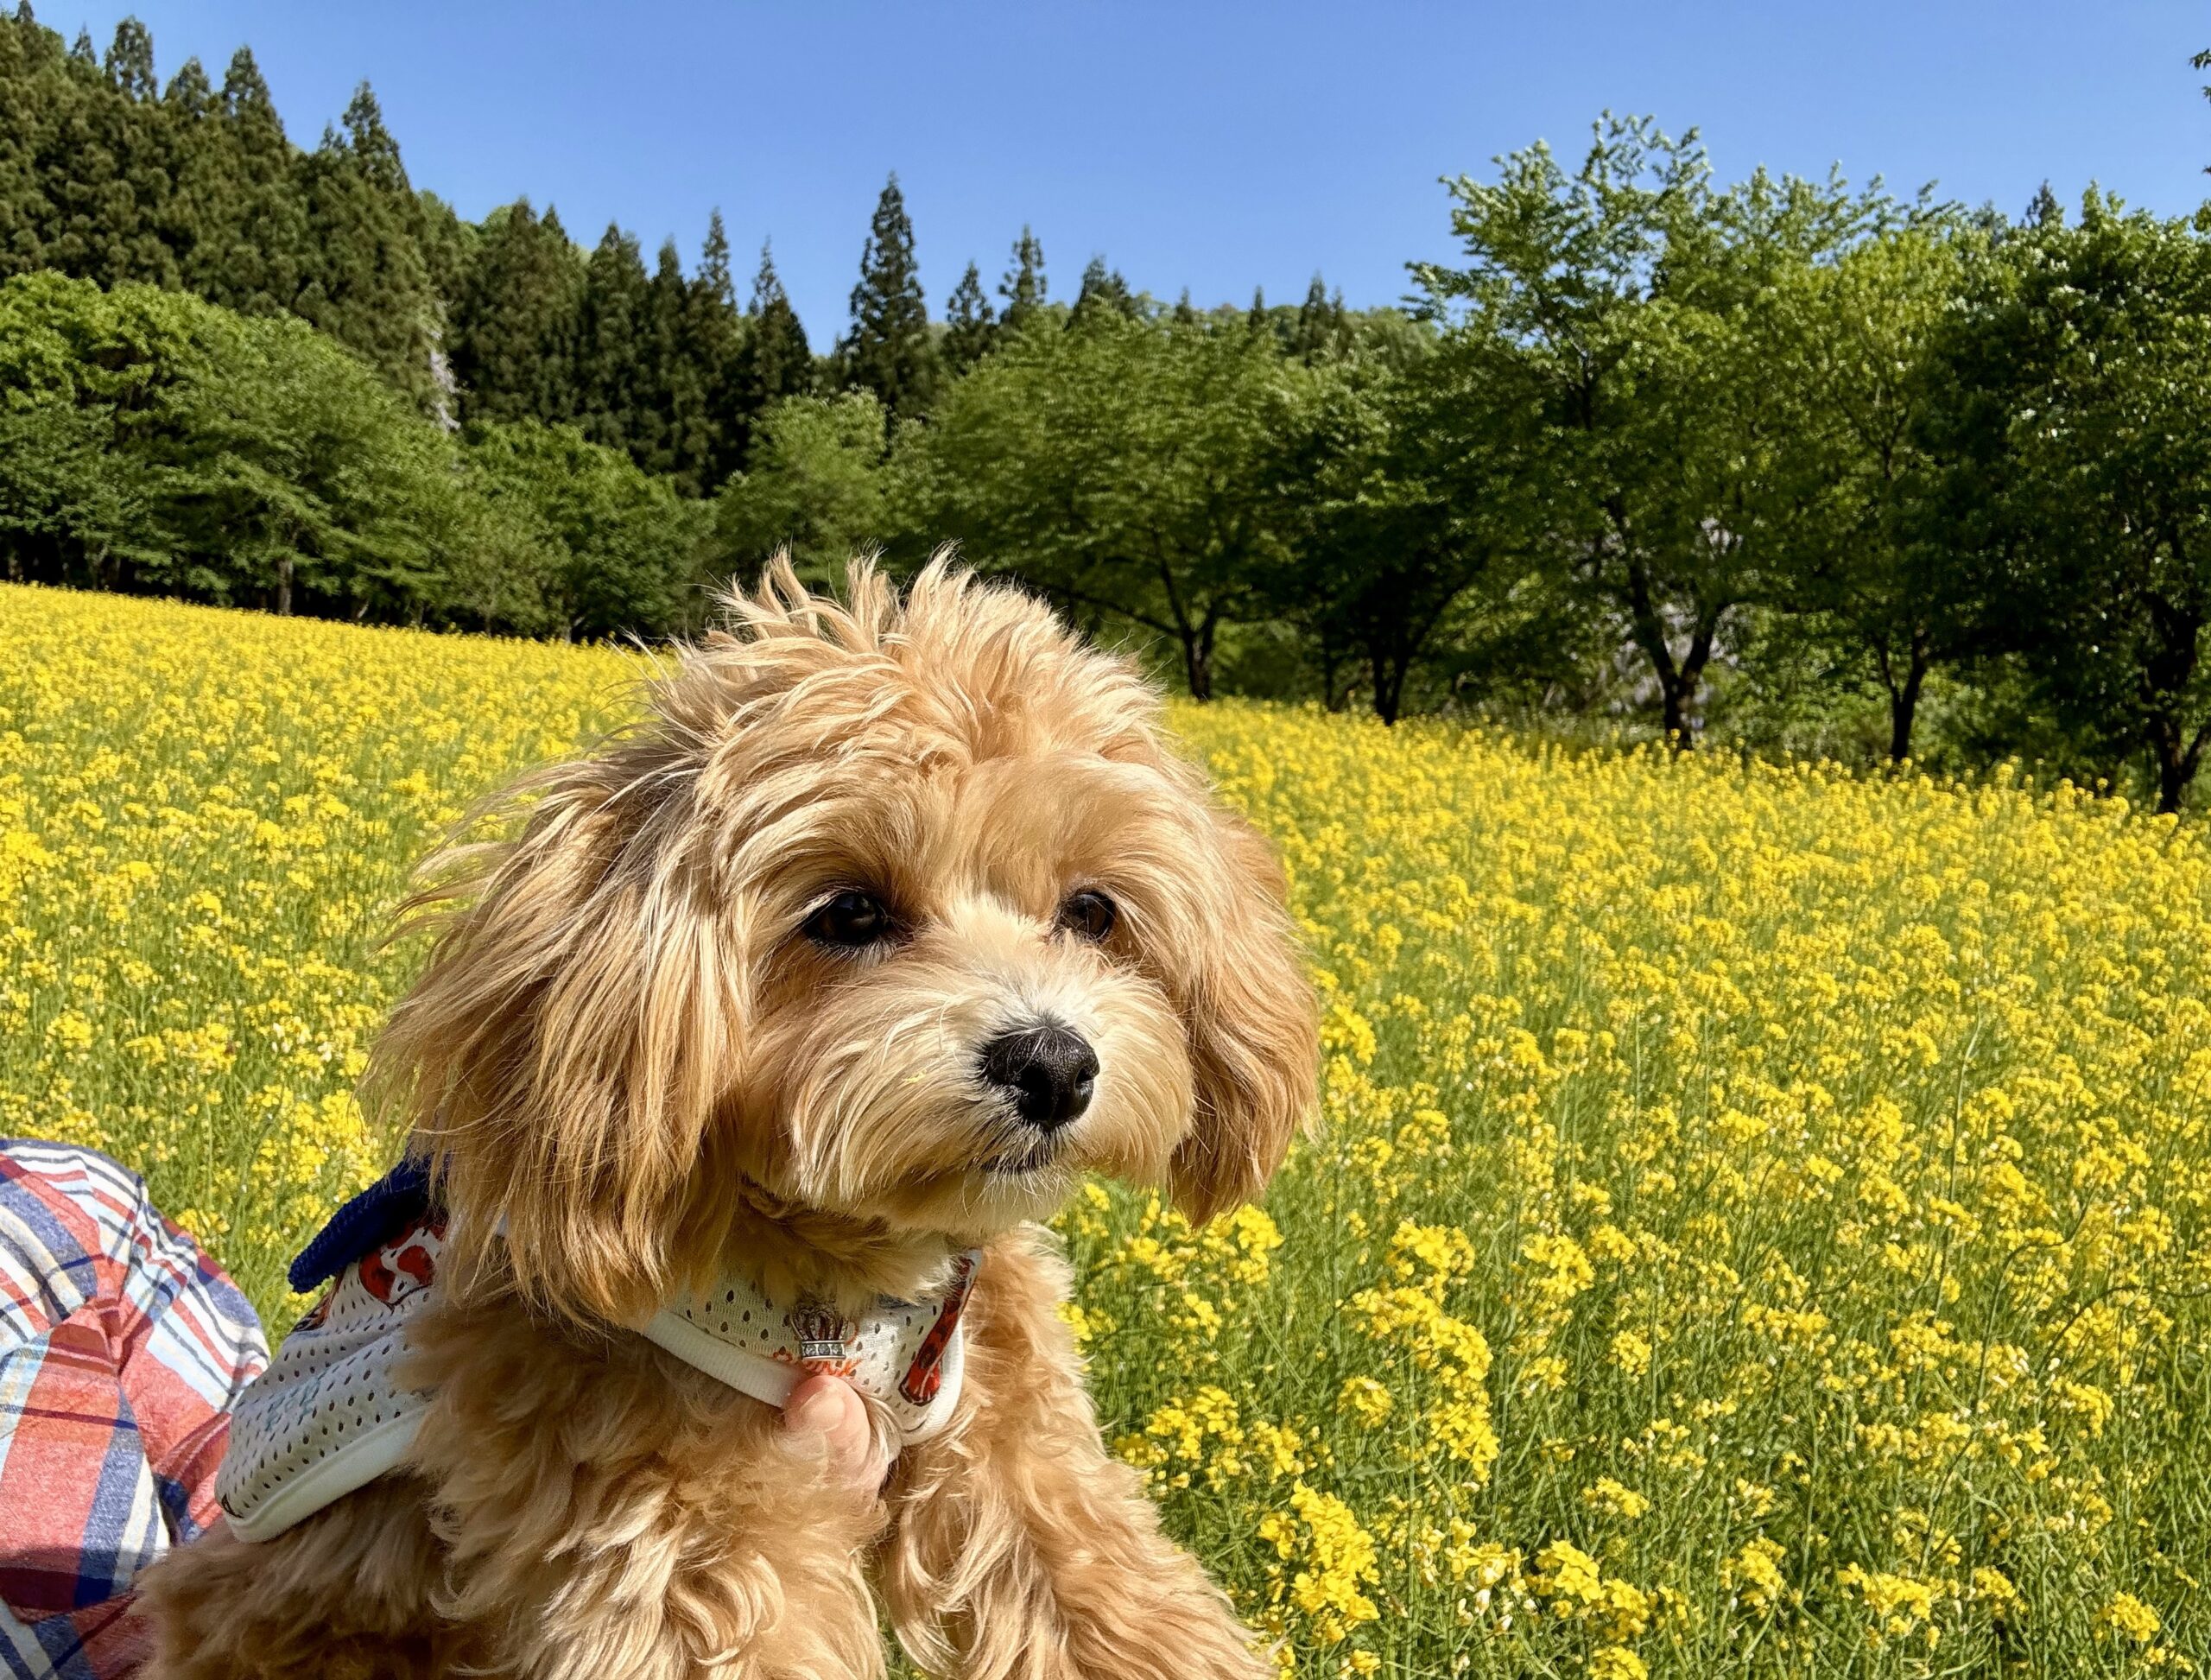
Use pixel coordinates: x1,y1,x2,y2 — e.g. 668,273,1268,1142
1393,122,2211,814
0,8,1366,460
0,9,451,404
10,8,2211,808
717,123,2211,811
0,273,704,638
0,7,1176,485
3,4,835,491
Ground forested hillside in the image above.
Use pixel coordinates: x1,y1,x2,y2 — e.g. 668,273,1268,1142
10,6,2211,809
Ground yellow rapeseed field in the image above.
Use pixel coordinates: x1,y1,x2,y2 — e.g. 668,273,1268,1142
5,581,2209,1677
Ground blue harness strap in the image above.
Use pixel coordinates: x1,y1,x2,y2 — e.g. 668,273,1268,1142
288,1157,437,1293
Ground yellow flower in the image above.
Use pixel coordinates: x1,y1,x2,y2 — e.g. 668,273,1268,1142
1970,1568,2022,1617
1838,1565,1940,1637
44,1010,94,1053
1262,1483,1381,1645
1532,1540,1606,1607
1587,1647,1649,1680
1609,1330,1653,1379
20,585,2211,1671
1336,1376,1394,1426
1723,1537,1789,1611
1582,1477,1650,1522
2098,1593,2162,1645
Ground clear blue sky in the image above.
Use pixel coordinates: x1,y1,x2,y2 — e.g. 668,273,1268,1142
39,1,2211,346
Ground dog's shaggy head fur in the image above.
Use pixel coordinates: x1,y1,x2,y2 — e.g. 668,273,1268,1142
378,558,1315,1326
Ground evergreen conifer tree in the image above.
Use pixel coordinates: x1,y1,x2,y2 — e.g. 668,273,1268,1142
698,211,734,311
999,225,1046,330
103,16,152,98
839,173,937,418
574,222,650,454
0,10,58,280
690,208,750,491
734,239,813,441
155,57,217,289
71,19,172,283
181,47,307,316
941,260,995,373
1069,255,1136,327
338,81,408,195
1289,273,1346,362
219,44,272,120
646,235,713,485
412,190,469,304
163,55,212,118
449,200,585,425
294,82,438,403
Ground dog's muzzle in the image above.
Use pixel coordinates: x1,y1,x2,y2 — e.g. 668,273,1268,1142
979,1023,1097,1132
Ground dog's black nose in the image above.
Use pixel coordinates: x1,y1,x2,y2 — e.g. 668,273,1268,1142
979,1024,1099,1132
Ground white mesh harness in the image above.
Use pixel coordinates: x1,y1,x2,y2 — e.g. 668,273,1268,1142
217,1169,981,1543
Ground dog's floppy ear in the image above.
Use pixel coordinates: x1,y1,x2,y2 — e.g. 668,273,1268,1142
374,748,744,1327
1168,807,1317,1226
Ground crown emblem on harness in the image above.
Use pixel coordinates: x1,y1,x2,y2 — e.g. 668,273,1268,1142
785,1301,854,1365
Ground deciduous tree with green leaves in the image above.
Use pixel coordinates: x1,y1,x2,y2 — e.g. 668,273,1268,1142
1771,223,1973,761
459,418,709,639
1271,344,1571,722
1416,115,1896,743
711,392,894,584
1923,194,2211,811
911,312,1307,698
0,269,458,614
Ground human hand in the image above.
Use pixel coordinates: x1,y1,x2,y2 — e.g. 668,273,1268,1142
781,1373,890,1492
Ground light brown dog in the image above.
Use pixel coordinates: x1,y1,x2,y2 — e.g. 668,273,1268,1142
137,558,1316,1680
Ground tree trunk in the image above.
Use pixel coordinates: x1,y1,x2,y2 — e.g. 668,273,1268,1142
1888,639,1928,764
1619,556,1715,751
1658,672,1695,748
1181,603,1220,701
1366,598,1432,726
2153,723,2194,815
1185,636,1213,701
275,555,293,618
1650,631,1717,751
2148,709,2209,815
1372,646,1408,726
1154,561,1212,700
2144,595,2208,813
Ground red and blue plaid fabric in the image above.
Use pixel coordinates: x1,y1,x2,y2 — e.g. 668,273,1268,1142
0,1141,267,1680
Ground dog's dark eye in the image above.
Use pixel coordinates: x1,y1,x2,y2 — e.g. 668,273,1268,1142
805,890,895,949
1057,889,1118,943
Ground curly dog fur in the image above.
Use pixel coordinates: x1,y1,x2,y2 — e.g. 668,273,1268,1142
136,557,1317,1679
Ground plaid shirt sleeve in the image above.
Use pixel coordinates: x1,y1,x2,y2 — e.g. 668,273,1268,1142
0,1141,268,1680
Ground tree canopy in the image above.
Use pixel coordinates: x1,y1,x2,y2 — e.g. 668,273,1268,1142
16,8,2211,809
